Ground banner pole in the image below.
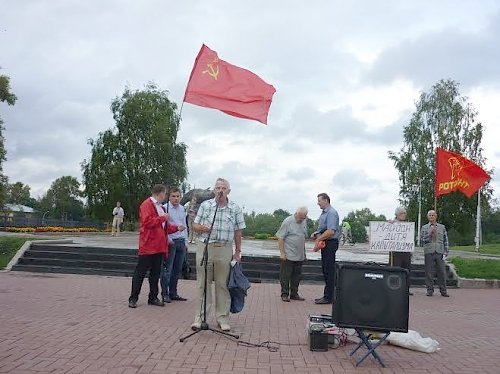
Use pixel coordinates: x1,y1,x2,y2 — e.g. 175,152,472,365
475,189,481,252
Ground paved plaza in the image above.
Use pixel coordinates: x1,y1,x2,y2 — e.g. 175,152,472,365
1,232,500,373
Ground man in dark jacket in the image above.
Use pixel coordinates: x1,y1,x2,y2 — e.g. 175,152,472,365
421,210,449,297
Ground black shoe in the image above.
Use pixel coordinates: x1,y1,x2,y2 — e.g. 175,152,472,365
162,295,171,303
426,291,433,297
290,294,305,301
281,295,290,302
128,299,137,308
314,297,325,302
171,295,187,301
441,292,450,297
315,297,332,305
148,298,165,307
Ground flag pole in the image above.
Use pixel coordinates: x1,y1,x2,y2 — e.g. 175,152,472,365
474,188,481,253
179,101,185,121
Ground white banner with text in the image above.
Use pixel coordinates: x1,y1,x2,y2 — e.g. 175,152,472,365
369,221,415,252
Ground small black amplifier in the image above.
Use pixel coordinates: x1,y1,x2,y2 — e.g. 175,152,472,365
308,315,332,352
309,324,329,351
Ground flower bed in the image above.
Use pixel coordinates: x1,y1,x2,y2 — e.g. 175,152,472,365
4,226,102,233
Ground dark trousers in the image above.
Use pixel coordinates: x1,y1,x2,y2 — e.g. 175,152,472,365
424,252,447,294
161,239,186,298
280,259,303,297
321,239,339,301
390,251,413,294
129,253,163,302
390,251,412,270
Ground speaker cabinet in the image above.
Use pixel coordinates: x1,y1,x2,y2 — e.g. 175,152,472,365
333,263,409,332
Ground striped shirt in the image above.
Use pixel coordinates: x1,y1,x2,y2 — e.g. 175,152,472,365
194,198,246,243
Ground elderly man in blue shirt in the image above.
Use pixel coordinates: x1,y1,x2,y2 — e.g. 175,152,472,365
312,193,340,305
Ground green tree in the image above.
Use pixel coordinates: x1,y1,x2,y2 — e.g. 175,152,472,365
38,176,85,221
482,205,500,243
82,83,187,221
0,74,18,207
344,208,386,243
243,209,316,238
6,181,37,207
389,79,492,245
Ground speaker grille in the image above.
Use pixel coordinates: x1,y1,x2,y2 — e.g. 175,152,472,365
334,264,409,332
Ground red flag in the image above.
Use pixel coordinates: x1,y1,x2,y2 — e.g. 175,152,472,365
435,147,490,198
183,44,276,124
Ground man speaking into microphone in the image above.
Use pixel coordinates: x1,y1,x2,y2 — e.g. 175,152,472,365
190,178,246,332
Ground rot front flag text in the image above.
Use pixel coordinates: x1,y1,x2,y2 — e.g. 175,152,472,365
435,147,490,198
183,44,276,124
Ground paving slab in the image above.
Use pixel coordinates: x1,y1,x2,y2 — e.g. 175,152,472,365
0,270,499,373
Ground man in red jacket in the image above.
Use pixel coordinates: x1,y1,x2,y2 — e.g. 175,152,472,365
128,184,184,308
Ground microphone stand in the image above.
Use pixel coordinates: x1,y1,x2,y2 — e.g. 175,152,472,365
179,192,240,342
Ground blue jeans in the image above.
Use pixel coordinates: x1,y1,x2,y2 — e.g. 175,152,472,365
161,239,186,298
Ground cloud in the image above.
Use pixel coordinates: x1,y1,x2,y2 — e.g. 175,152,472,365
365,11,500,89
1,0,500,221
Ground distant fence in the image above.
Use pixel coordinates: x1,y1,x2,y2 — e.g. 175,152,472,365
0,215,106,230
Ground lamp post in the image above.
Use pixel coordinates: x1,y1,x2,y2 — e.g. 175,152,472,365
42,211,50,226
411,182,422,247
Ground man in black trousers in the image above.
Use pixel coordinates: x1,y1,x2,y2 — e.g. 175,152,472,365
312,193,340,305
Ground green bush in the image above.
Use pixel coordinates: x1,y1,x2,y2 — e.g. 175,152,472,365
447,227,474,246
254,233,270,240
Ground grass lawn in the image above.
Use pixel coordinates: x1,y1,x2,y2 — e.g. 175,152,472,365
0,236,30,268
450,256,500,280
450,243,500,255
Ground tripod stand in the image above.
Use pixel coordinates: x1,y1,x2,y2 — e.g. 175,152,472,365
179,193,240,342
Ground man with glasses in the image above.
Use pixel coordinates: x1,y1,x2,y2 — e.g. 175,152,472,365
276,207,309,302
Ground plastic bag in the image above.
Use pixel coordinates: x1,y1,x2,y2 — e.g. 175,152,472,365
387,330,440,353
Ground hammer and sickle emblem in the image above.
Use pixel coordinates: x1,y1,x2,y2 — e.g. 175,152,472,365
202,58,219,80
448,157,464,180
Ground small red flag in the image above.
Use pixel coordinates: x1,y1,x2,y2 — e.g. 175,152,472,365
435,147,490,198
183,44,276,124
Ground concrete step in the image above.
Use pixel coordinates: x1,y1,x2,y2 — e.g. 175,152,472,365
12,243,458,287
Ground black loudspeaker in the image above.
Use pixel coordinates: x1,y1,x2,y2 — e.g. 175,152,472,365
333,263,409,332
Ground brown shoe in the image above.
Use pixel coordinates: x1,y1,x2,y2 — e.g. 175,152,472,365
290,294,305,301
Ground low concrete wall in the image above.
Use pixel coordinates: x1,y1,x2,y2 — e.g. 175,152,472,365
458,277,500,289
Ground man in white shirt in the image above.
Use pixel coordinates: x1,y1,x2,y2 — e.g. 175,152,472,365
111,201,125,236
161,187,188,303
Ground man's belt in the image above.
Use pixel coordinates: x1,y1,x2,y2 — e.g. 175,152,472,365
204,240,230,247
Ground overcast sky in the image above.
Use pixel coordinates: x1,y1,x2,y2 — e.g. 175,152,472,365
1,0,499,220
